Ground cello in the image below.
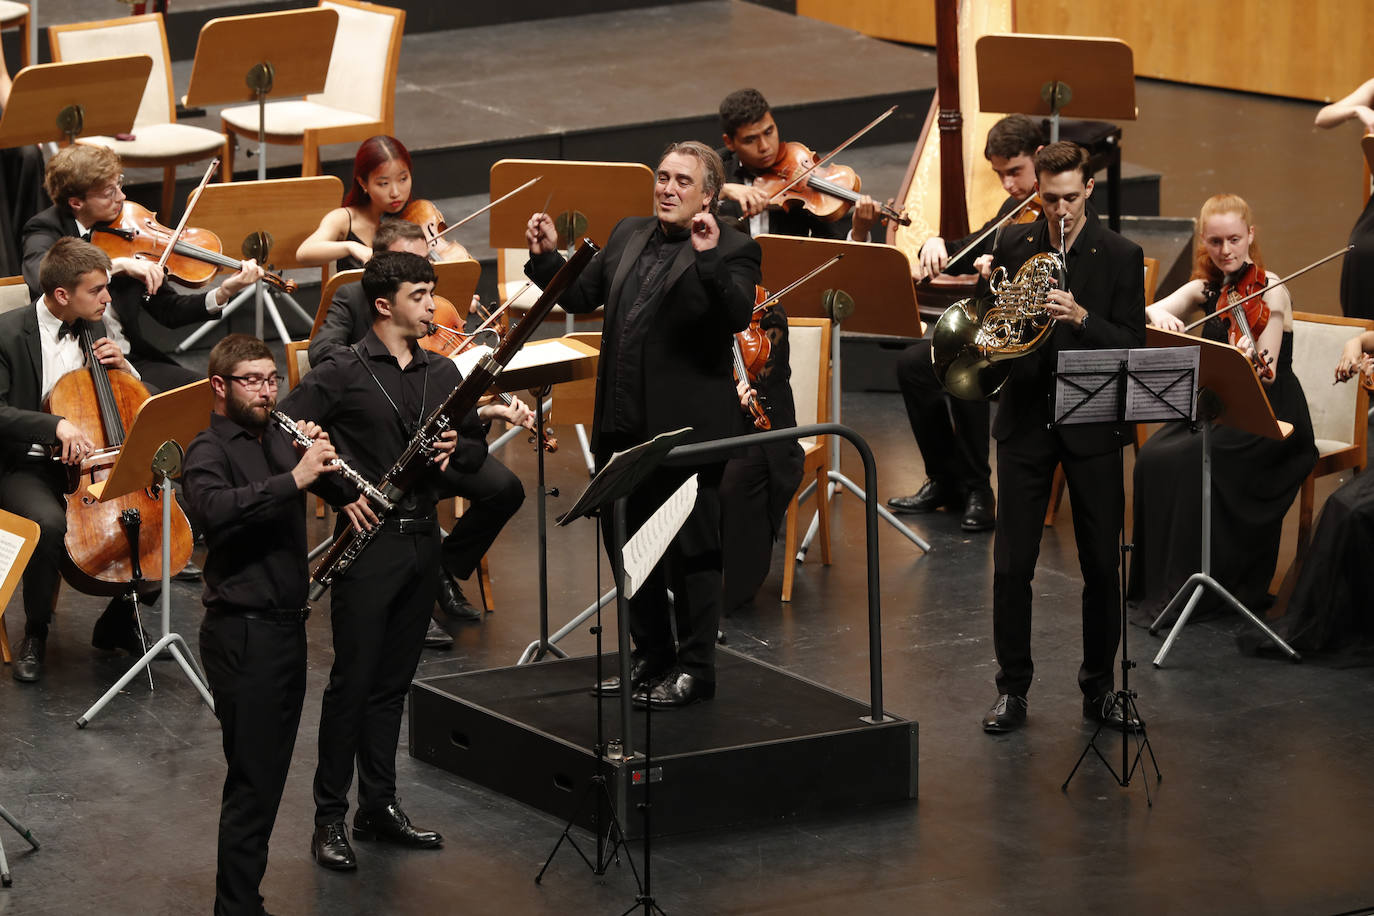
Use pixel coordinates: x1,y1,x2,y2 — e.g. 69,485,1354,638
45,325,193,595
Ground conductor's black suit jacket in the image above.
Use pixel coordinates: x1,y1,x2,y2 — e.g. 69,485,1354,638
525,216,761,459
987,208,1145,457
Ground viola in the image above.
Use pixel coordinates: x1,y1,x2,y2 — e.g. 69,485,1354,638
44,326,193,595
1217,261,1273,381
751,141,910,226
90,201,297,293
418,293,470,356
731,286,773,431
398,198,466,262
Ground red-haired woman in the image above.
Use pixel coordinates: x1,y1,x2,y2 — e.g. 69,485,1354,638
1127,194,1317,625
297,135,468,271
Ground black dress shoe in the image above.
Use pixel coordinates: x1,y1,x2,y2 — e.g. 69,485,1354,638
632,667,716,708
961,489,996,532
887,479,962,514
173,561,202,583
593,655,670,697
1083,692,1145,731
982,694,1028,733
12,636,44,683
311,821,357,871
423,619,454,650
352,802,442,849
92,609,152,657
434,573,482,632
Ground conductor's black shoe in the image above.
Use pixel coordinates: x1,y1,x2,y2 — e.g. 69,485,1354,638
887,479,962,514
981,694,1028,733
632,667,716,708
435,572,482,629
423,619,454,650
91,611,151,657
593,655,670,697
311,821,357,871
353,802,443,849
173,561,202,583
960,489,996,532
1083,692,1145,732
12,637,44,683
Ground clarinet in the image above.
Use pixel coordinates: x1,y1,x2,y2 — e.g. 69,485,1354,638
307,237,601,600
270,410,395,512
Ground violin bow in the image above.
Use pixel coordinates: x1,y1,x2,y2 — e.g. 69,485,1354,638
426,176,542,244
939,194,1040,273
756,253,845,311
152,157,220,277
766,105,897,204
1182,245,1354,332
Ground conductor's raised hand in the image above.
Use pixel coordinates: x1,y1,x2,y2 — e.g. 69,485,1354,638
690,212,720,252
526,212,559,255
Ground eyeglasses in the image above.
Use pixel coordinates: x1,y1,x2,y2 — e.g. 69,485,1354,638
87,175,125,202
225,373,283,392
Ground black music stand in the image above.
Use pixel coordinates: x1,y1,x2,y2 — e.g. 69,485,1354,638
537,428,691,914
1054,347,1180,804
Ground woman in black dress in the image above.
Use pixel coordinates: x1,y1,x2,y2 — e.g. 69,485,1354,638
1315,78,1374,320
1128,194,1317,625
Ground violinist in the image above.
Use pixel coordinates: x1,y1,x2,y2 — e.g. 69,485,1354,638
887,114,1044,532
295,135,470,273
0,239,151,683
308,218,533,638
1314,78,1374,320
1129,194,1316,628
21,145,265,392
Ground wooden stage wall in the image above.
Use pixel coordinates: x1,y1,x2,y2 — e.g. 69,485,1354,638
796,0,1369,103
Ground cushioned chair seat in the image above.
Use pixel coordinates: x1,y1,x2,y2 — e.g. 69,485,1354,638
221,100,378,138
0,2,27,22
79,122,229,160
1314,437,1353,457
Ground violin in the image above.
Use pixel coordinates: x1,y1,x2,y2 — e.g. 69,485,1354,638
418,293,470,356
750,141,911,227
44,325,193,595
398,198,466,261
1217,261,1274,381
90,201,297,293
732,286,773,431
1013,195,1045,225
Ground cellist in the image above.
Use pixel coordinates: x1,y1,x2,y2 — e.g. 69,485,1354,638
21,145,264,392
0,239,150,682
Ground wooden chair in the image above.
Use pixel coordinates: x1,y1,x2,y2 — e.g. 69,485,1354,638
782,317,833,602
0,2,30,67
1044,256,1160,527
219,0,405,178
1288,311,1373,568
48,14,233,218
0,274,31,313
312,267,363,339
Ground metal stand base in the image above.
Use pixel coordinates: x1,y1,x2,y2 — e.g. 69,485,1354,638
1062,688,1162,806
796,471,930,561
0,802,40,887
175,283,312,353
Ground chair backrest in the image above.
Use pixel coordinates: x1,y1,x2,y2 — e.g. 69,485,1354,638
49,14,173,127
310,0,404,126
285,340,311,389
553,332,601,428
1143,256,1160,305
313,267,363,337
0,275,32,314
497,248,546,310
786,317,831,451
1290,310,1374,456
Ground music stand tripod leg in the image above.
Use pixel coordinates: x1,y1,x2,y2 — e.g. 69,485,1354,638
0,798,40,886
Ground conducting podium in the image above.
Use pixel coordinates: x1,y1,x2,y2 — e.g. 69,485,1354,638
0,56,151,148
78,381,216,728
1143,327,1301,667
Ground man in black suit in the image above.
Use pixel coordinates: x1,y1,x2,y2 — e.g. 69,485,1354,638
976,142,1145,733
887,114,1045,532
21,144,262,393
309,218,532,639
524,140,760,707
0,239,150,681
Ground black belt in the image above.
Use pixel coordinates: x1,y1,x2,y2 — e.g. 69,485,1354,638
210,605,310,624
381,515,438,535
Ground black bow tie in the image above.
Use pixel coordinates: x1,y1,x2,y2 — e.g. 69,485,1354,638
58,319,83,340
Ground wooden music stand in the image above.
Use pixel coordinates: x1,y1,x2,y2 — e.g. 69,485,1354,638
184,8,339,181
309,260,481,339
975,33,1137,143
1142,327,1300,667
78,380,216,728
0,510,39,666
173,175,344,350
0,56,151,147
756,234,931,562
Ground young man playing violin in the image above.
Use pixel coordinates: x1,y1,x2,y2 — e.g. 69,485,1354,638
21,144,263,393
887,113,1045,532
0,238,154,682
309,217,534,644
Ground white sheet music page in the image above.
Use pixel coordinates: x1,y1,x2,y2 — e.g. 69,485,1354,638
621,474,699,601
1126,346,1198,422
1054,348,1128,426
0,527,24,585
450,341,588,377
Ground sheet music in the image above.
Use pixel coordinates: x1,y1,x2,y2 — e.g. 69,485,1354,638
621,474,698,600
1054,349,1129,426
1126,346,1198,422
0,528,25,586
450,340,588,377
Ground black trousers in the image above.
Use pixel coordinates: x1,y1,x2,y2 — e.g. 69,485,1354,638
438,455,523,581
602,462,725,682
992,425,1124,699
200,613,307,916
0,460,67,638
719,443,801,614
313,525,438,824
133,356,200,395
895,339,992,494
